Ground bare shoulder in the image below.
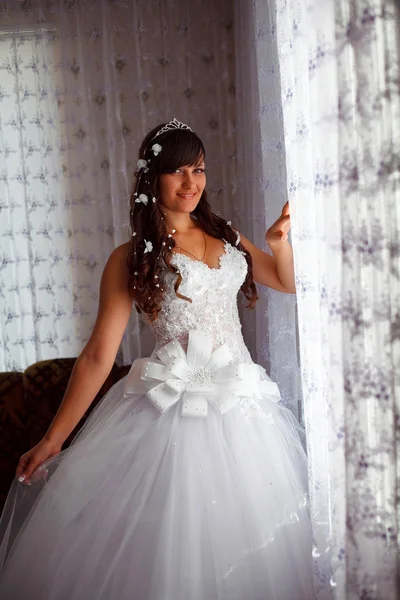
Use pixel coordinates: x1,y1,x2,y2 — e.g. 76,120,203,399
108,241,131,264
105,242,131,275
100,242,132,298
238,232,267,261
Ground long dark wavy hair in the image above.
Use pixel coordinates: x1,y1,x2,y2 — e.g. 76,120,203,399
127,122,258,320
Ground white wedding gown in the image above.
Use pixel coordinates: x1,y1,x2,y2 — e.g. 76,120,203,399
0,240,315,600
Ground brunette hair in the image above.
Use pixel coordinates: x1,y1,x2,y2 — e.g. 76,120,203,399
127,123,258,320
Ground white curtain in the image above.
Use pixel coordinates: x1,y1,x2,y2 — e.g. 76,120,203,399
0,0,237,371
236,0,400,598
234,0,302,421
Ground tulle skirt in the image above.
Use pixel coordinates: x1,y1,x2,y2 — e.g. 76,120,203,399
0,375,315,599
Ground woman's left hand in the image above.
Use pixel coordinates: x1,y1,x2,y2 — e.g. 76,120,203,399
265,201,291,246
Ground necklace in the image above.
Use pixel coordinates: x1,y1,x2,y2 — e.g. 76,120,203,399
173,229,207,262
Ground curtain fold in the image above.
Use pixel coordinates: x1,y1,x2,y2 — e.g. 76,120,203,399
234,0,302,420
235,0,400,600
236,0,400,597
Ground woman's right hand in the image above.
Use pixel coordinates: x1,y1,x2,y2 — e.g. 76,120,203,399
16,438,62,485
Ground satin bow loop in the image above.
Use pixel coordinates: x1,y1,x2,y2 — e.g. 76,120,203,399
124,330,279,417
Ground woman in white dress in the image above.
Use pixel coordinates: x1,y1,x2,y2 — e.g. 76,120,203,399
0,119,315,599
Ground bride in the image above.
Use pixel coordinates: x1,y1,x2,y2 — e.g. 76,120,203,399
0,118,315,599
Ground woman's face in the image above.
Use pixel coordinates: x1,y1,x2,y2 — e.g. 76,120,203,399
158,158,206,214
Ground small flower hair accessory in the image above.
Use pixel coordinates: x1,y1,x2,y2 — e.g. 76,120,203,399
144,240,153,253
135,193,149,206
151,143,162,156
137,159,148,170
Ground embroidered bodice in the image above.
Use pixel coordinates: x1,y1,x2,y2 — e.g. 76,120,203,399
148,240,253,363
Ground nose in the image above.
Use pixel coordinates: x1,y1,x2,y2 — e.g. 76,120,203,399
182,171,195,189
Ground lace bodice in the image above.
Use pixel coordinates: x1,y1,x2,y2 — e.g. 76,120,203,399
148,240,253,363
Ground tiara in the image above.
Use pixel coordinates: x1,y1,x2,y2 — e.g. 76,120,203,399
152,117,193,140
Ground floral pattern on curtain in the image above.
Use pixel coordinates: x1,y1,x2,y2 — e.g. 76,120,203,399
236,0,399,597
275,0,399,598
0,0,237,371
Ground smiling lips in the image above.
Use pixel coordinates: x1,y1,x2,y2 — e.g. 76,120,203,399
177,193,196,199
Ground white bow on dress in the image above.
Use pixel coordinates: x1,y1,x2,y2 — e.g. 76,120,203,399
123,330,280,417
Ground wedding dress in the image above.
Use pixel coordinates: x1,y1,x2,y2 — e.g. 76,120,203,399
0,240,315,599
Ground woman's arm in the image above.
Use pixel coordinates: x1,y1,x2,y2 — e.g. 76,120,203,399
239,202,296,294
44,243,133,447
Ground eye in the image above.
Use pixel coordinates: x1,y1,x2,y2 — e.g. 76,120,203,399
172,167,205,174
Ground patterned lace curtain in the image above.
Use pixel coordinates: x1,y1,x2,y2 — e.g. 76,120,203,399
0,0,237,371
236,0,400,598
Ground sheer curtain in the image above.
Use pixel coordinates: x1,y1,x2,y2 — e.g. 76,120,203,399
234,0,302,420
0,0,237,371
235,0,400,598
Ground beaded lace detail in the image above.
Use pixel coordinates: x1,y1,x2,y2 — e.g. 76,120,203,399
141,240,275,418
148,240,252,364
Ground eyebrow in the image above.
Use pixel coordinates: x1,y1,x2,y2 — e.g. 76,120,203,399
177,161,205,169
178,163,205,169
